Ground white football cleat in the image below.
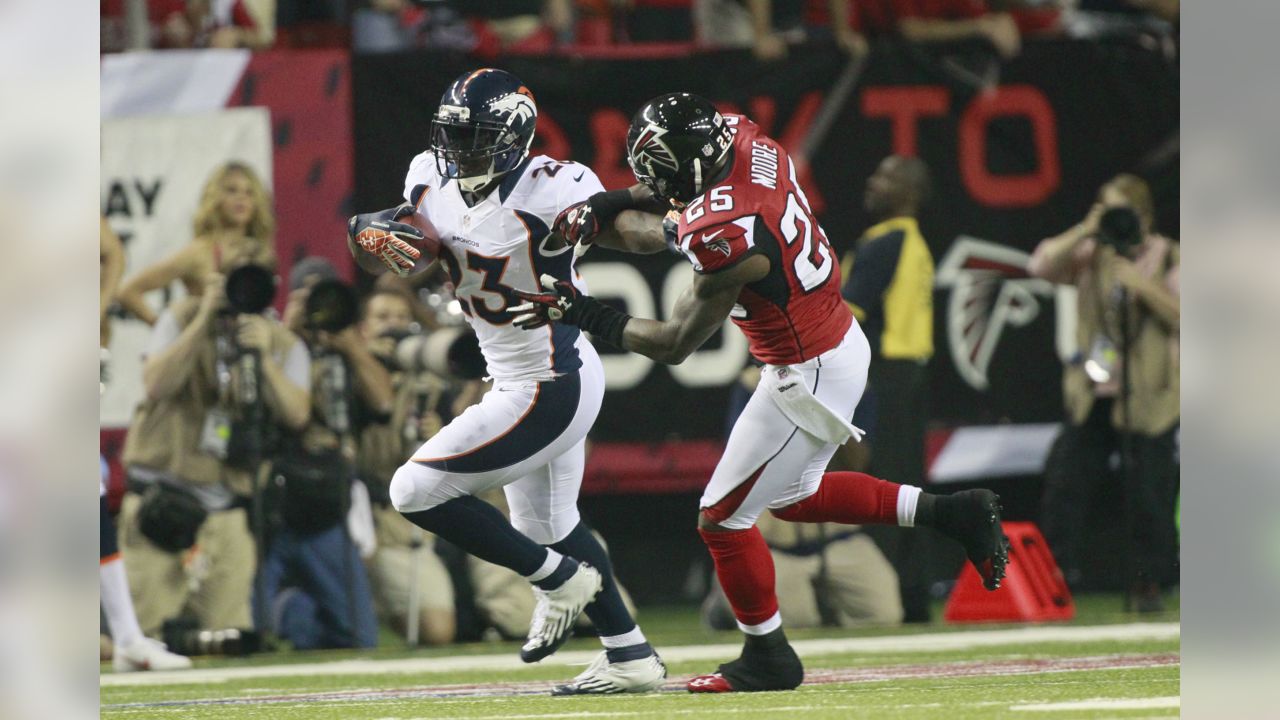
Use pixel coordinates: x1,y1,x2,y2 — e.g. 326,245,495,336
520,563,603,663
112,637,193,672
552,650,667,695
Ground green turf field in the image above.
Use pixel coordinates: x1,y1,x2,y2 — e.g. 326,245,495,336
101,595,1179,719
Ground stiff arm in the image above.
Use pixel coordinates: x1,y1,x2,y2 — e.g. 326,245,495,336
621,254,768,364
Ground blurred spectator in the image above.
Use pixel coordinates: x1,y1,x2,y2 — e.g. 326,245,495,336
353,0,573,54
118,162,276,327
101,0,273,51
1029,174,1179,612
352,0,475,53
117,264,310,640
698,0,866,59
840,155,936,622
356,287,465,645
1079,0,1177,23
703,365,902,630
861,0,1022,59
259,260,385,650
102,0,192,51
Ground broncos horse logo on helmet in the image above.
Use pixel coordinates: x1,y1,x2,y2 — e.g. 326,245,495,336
626,93,733,206
431,68,538,193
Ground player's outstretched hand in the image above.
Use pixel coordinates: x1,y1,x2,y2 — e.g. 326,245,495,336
510,274,584,330
348,208,423,276
552,200,602,258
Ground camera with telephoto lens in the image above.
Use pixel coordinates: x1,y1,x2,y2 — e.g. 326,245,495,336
1097,205,1142,256
388,326,486,380
302,279,360,333
161,618,262,657
224,263,277,315
216,264,279,468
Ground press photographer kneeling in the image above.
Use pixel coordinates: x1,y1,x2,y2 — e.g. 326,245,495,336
119,263,310,647
357,287,487,645
262,266,391,649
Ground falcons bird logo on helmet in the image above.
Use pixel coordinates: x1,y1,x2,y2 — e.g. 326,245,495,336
935,237,1056,390
630,123,680,174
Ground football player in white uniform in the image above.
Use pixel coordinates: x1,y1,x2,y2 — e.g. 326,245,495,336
346,68,664,695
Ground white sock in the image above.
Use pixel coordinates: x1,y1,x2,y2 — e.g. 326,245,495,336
100,556,143,648
524,548,565,583
600,627,647,649
737,610,782,636
897,485,922,527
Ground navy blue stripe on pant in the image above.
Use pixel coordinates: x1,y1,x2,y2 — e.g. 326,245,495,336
416,371,581,474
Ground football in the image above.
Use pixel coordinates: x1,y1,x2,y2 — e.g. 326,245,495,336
399,210,443,270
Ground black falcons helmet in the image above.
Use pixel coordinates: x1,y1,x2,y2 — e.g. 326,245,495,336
626,93,733,206
430,68,538,192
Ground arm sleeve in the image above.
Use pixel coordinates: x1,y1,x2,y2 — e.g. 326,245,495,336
679,216,760,275
841,231,906,318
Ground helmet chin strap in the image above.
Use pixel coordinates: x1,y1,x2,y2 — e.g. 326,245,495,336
459,161,501,193
691,158,703,197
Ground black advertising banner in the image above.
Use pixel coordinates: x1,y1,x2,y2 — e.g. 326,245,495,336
352,40,1178,442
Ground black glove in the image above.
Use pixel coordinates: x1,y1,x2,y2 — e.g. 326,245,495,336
510,274,632,349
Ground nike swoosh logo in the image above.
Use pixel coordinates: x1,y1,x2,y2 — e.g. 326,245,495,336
701,228,724,242
573,171,585,182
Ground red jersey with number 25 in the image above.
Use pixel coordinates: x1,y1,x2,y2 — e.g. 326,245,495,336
674,114,853,365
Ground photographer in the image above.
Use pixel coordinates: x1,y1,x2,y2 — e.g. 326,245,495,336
1029,174,1180,612
260,262,386,650
357,287,486,645
118,264,309,640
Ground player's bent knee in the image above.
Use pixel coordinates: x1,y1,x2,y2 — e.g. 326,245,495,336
697,510,736,533
390,463,437,513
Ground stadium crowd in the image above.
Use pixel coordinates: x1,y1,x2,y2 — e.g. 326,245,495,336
102,0,1177,55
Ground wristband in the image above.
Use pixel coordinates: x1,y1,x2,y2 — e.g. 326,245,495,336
570,295,631,350
588,189,641,228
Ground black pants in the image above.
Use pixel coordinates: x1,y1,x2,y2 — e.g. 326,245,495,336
1040,399,1180,589
864,357,935,622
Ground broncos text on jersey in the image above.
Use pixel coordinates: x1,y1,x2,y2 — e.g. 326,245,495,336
403,152,604,381
673,114,853,365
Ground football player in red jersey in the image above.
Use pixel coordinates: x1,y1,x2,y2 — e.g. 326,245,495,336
513,93,1009,693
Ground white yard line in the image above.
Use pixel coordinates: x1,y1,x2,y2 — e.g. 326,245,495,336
1011,696,1180,711
101,622,1179,688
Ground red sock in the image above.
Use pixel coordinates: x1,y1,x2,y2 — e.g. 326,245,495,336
771,471,902,525
698,526,779,627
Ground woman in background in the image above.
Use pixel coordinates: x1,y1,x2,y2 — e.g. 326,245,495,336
117,161,276,325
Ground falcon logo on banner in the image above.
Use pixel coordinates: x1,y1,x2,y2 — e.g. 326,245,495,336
935,237,1055,391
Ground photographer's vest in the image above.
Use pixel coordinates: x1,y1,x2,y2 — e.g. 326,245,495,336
1065,237,1179,436
122,297,302,497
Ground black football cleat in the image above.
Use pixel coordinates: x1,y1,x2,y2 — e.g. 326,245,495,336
687,629,803,693
937,489,1009,591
